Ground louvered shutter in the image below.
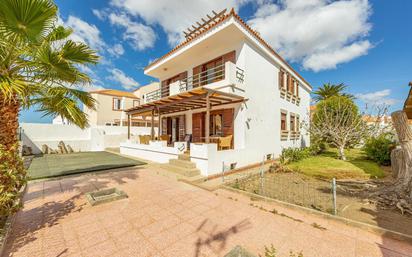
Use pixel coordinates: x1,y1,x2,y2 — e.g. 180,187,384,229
178,115,186,141
192,112,204,142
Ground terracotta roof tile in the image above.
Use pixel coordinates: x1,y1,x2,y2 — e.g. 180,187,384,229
145,8,312,89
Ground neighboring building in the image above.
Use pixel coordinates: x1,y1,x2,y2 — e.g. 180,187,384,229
120,9,312,176
84,82,160,127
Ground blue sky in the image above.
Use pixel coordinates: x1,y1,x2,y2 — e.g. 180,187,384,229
20,0,412,123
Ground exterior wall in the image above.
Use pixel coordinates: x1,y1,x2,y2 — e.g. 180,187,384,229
84,93,139,126
21,123,153,154
134,82,160,104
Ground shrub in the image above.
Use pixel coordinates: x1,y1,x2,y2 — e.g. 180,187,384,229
0,144,26,218
363,134,396,166
279,147,311,164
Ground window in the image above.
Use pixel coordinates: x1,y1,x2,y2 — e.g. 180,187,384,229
133,100,140,107
281,112,287,131
278,70,285,90
210,114,223,136
113,98,122,110
296,116,300,131
290,114,296,132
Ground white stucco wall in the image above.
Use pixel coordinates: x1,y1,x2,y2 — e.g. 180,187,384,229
21,123,153,154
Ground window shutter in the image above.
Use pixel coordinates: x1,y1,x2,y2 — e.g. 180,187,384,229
278,70,284,89
296,82,299,97
161,118,168,135
222,108,234,148
192,65,202,88
161,80,169,97
222,51,236,63
192,112,204,142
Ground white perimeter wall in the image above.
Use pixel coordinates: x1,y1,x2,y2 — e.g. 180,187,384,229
21,123,154,154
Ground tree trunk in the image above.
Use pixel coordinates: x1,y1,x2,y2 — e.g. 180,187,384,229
338,145,346,161
391,111,412,197
0,94,19,153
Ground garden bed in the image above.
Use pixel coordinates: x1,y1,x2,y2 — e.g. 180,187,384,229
229,170,412,237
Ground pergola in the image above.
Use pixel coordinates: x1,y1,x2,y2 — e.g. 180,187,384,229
125,87,245,143
404,82,412,119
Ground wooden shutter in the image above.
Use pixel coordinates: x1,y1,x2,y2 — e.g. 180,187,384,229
178,115,185,141
278,70,284,89
161,118,168,135
192,65,202,88
161,80,169,97
192,112,205,142
222,51,236,63
222,108,234,148
296,82,299,97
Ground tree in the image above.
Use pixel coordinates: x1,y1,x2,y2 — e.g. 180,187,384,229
310,96,367,160
0,0,99,153
313,83,354,102
0,0,98,217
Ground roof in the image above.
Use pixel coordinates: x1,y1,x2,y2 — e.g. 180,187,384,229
403,82,412,119
89,89,139,99
126,87,245,116
144,8,312,89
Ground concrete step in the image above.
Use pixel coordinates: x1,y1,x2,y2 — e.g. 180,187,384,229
178,154,191,161
169,159,197,169
161,164,200,177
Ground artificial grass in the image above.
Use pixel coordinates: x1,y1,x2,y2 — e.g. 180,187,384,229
27,151,145,180
287,148,386,180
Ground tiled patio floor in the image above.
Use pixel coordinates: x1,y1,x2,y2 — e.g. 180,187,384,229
4,166,412,257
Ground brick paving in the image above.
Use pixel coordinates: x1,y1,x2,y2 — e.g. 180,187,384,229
3,166,412,257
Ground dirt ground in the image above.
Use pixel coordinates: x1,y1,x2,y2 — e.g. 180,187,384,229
229,170,412,236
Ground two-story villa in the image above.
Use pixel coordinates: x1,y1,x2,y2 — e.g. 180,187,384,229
82,82,160,127
120,9,312,177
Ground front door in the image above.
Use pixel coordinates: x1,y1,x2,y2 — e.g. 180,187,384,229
162,115,185,144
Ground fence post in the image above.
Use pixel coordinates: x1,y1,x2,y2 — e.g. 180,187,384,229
332,178,337,215
222,161,225,183
259,155,265,195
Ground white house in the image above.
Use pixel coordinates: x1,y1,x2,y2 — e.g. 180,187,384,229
120,9,312,177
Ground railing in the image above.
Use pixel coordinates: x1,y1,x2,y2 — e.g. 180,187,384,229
145,62,245,102
145,89,161,102
179,62,226,92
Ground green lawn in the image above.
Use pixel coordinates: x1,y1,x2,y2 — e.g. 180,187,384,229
287,148,386,180
28,151,146,180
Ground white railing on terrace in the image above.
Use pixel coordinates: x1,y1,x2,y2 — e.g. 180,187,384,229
145,62,245,102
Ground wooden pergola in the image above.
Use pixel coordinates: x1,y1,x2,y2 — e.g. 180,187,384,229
125,87,245,143
403,82,412,119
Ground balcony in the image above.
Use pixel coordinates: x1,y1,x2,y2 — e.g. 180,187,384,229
145,62,244,103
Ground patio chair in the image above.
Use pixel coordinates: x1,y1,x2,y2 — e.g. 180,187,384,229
139,135,151,145
159,134,170,143
218,135,233,150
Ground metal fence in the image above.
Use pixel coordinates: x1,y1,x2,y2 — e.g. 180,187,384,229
226,159,337,215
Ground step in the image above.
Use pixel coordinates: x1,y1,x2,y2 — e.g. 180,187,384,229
178,154,191,161
169,159,197,169
161,164,201,177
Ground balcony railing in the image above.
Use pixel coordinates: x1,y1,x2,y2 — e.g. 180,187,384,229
145,62,245,103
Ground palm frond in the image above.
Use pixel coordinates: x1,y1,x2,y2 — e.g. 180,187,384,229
0,0,57,41
45,25,72,42
60,40,99,64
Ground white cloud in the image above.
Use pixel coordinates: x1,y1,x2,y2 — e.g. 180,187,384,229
248,0,373,72
108,12,156,50
109,68,139,89
92,9,106,20
109,0,249,45
356,89,398,106
64,16,106,51
303,41,371,72
107,43,125,57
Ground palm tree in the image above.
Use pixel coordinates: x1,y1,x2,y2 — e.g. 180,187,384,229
313,83,354,102
0,0,99,153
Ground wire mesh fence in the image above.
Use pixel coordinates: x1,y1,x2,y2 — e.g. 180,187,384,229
226,163,337,215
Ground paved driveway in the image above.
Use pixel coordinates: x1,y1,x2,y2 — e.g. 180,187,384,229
4,166,412,257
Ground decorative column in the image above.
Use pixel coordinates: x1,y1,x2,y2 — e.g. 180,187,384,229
151,108,155,140
127,114,131,140
205,93,210,143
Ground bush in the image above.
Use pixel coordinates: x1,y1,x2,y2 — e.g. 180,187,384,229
279,147,311,164
363,134,396,166
0,144,26,218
